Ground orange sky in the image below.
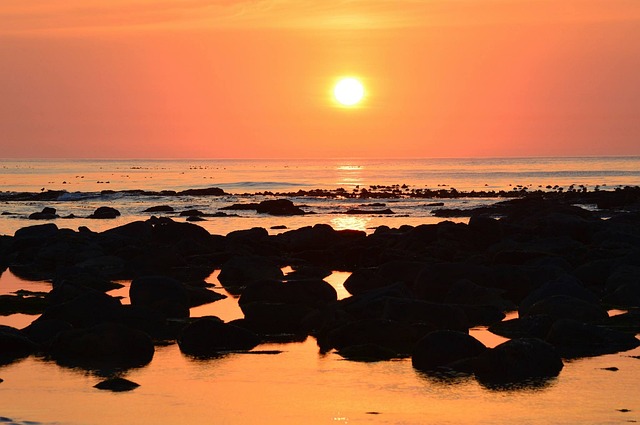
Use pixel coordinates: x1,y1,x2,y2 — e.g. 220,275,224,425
1,0,639,158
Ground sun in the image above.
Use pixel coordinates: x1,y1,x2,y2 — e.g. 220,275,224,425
333,77,365,106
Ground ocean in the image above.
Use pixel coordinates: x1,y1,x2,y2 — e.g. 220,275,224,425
2,156,639,237
1,156,639,424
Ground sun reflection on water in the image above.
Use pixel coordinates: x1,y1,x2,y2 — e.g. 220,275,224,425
330,215,369,232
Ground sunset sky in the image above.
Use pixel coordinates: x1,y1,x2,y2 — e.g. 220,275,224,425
1,1,639,158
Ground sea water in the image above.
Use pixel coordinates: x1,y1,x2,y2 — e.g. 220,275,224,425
1,157,639,424
1,156,639,237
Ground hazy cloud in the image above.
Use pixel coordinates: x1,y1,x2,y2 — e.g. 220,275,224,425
2,0,640,35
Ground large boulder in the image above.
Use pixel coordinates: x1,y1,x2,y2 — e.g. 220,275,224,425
38,291,123,328
218,256,284,295
49,323,155,369
88,206,121,219
518,274,599,317
474,338,563,385
178,318,260,356
320,319,431,355
233,302,317,337
255,199,305,216
129,276,190,318
238,279,337,310
0,326,37,365
524,295,608,323
343,268,391,295
29,207,59,220
412,330,486,372
545,319,640,358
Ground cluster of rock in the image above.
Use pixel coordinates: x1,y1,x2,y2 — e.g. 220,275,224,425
27,206,121,221
1,195,639,388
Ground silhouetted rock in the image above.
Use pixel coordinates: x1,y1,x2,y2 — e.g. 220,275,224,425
256,199,305,216
180,209,205,217
525,295,608,323
518,274,600,317
321,319,430,355
345,208,395,215
94,377,140,392
178,318,260,356
337,343,398,362
177,187,226,196
22,319,73,346
49,323,154,369
235,302,317,336
142,205,174,213
38,291,122,328
218,256,284,295
545,319,640,358
412,330,486,372
0,326,37,365
238,279,337,310
29,207,59,220
130,276,190,319
88,206,121,219
343,268,391,295
474,338,563,384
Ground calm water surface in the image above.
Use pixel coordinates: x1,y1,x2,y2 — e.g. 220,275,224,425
1,157,639,424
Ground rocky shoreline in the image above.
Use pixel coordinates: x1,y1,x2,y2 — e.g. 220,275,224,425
1,190,640,389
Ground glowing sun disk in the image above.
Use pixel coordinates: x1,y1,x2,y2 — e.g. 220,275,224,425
333,77,365,106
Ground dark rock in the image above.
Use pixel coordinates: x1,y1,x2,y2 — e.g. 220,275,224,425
239,279,337,310
178,318,260,356
94,377,140,392
489,315,555,339
49,322,155,369
38,291,122,328
0,326,37,365
345,208,395,215
235,302,317,336
381,298,469,331
271,225,288,230
14,223,59,240
218,256,284,295
518,274,600,317
256,199,305,216
545,319,640,358
322,319,430,355
337,343,399,362
88,206,121,219
285,264,332,280
22,319,73,346
29,207,59,220
219,203,261,211
178,187,226,196
185,285,226,308
180,209,205,217
142,205,174,213
343,268,391,295
186,216,206,222
130,276,190,318
0,293,48,315
474,338,563,385
525,295,608,323
412,330,486,372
